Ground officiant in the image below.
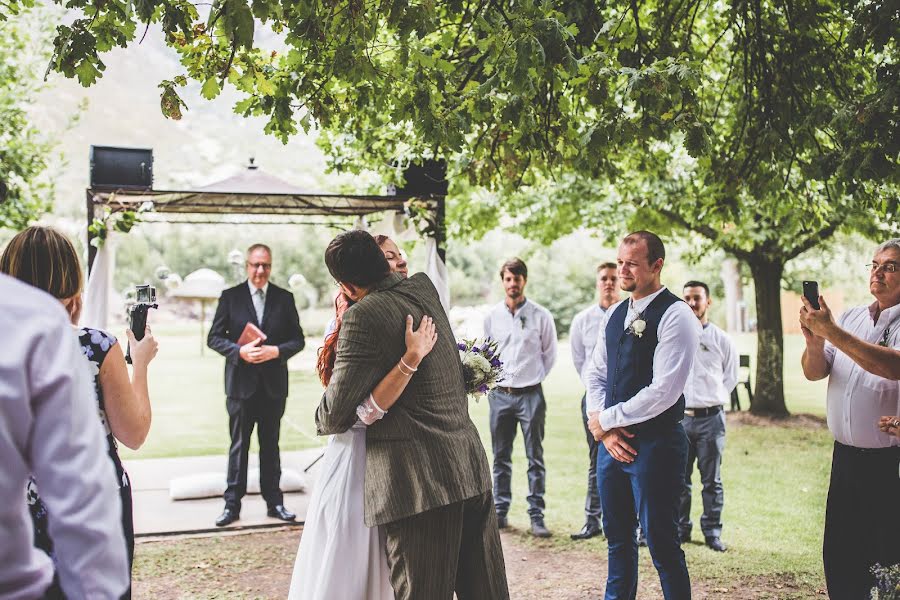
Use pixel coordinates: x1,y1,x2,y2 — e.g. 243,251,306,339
208,243,305,527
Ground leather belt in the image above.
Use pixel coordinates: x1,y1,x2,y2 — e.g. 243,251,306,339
683,405,723,418
495,384,541,395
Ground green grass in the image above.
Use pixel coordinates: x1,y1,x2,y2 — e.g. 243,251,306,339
126,324,831,588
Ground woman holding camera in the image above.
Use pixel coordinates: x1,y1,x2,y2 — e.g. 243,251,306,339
0,225,158,596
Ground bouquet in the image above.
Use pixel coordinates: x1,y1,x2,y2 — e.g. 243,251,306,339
457,338,504,401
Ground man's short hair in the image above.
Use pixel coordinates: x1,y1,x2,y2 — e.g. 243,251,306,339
500,258,528,279
597,262,617,272
247,243,272,257
623,231,665,264
875,238,900,255
324,230,391,287
683,280,710,298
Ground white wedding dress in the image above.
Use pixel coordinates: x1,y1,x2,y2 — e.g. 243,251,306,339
288,323,393,599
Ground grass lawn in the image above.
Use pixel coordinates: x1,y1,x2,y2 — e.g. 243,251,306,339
127,323,832,593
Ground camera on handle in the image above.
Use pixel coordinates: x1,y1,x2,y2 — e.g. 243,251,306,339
126,284,158,364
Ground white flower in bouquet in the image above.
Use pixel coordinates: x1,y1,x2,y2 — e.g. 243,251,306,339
467,353,492,376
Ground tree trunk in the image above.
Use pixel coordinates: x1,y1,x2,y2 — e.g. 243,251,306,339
747,255,790,417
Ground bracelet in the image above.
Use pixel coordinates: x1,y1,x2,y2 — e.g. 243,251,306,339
397,363,414,376
399,357,418,372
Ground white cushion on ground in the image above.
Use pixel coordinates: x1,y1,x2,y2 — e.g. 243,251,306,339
169,468,307,501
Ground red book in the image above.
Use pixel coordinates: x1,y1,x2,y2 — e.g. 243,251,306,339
236,322,267,346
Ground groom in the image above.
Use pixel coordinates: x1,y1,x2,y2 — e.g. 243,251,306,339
316,230,509,600
584,231,700,599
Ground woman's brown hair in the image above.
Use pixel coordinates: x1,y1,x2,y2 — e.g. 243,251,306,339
316,292,354,386
0,225,83,299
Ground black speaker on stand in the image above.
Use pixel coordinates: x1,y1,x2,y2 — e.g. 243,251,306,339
90,146,153,190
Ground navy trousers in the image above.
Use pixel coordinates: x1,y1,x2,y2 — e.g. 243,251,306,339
598,423,691,600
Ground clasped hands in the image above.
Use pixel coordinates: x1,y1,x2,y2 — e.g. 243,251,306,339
587,412,637,464
239,337,280,364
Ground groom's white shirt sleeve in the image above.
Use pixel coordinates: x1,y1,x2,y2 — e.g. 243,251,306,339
585,290,701,430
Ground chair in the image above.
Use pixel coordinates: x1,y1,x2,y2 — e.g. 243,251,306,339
730,354,753,411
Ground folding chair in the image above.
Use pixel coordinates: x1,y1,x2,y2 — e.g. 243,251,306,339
730,354,753,411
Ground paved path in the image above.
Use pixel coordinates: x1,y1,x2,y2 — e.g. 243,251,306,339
124,448,325,536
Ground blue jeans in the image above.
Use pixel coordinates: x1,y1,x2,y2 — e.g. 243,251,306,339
598,423,691,600
488,386,546,519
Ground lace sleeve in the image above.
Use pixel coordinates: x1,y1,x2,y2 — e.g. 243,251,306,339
356,394,386,425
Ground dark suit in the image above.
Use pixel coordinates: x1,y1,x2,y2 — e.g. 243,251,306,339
208,281,304,512
316,273,508,600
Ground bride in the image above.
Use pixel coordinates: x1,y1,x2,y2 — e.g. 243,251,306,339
288,236,433,599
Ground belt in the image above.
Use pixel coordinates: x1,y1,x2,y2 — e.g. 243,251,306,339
683,405,723,418
835,441,900,456
495,384,541,395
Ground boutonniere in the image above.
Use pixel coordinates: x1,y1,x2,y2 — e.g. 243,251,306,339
699,342,710,352
628,315,646,338
520,315,527,329
878,326,891,348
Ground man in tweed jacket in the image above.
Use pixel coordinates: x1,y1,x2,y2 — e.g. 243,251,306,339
316,230,509,600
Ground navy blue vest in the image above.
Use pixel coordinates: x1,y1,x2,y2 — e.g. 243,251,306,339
604,288,685,433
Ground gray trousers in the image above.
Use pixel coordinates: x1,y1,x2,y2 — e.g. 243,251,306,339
383,490,510,600
488,386,546,519
580,394,602,529
677,410,726,538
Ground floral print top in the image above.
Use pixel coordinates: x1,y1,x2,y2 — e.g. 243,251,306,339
28,327,128,558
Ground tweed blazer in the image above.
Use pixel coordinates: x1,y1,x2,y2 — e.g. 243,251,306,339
316,272,491,526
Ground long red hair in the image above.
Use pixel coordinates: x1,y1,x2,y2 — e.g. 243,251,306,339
316,292,354,386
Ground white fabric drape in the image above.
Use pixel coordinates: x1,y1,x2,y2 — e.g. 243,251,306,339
81,238,114,330
424,237,450,313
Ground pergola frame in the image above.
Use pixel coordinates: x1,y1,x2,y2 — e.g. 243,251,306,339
85,187,446,272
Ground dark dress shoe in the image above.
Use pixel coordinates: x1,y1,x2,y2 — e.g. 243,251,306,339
496,515,509,529
267,505,296,521
679,530,691,544
215,508,239,527
570,523,602,540
529,518,552,538
705,536,727,552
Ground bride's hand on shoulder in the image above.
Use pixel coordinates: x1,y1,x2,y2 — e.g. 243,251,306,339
404,314,438,366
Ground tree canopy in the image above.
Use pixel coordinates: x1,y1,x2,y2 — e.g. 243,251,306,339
3,0,897,414
0,9,57,229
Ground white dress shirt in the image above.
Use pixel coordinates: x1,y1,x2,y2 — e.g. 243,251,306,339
823,302,900,448
570,304,609,383
584,286,701,430
0,275,129,600
483,298,558,388
683,322,739,408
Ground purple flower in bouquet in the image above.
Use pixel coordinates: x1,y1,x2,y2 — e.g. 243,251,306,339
490,357,502,368
457,342,467,351
457,337,505,401
477,383,489,393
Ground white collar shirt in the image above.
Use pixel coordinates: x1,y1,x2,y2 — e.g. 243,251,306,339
483,298,558,388
583,286,701,430
0,275,128,600
823,301,900,448
570,303,609,384
683,322,739,408
248,280,270,296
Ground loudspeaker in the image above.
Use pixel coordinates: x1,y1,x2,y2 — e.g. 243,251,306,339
397,159,448,196
90,146,153,190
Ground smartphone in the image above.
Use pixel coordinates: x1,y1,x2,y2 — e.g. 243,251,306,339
802,281,820,310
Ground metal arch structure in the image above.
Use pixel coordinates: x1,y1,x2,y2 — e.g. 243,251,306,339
85,164,446,272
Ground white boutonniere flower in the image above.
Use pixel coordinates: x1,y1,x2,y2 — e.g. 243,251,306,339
520,315,527,329
629,317,646,338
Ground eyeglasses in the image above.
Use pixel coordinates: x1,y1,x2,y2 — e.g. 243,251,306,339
866,262,899,274
247,262,272,270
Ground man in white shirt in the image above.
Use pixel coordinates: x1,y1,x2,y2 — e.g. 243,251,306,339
800,238,900,599
483,258,558,537
569,262,619,541
677,281,737,553
584,231,700,599
0,274,129,600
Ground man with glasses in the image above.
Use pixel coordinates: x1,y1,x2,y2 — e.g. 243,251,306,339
800,238,900,598
208,243,305,527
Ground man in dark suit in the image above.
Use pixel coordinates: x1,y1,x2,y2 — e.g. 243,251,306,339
208,243,305,527
316,230,509,600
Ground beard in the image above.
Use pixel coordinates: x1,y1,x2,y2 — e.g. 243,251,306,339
620,280,636,292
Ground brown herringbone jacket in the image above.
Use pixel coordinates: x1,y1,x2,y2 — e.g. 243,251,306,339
316,272,491,526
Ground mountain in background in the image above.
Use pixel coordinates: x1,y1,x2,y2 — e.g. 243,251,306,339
27,17,380,221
